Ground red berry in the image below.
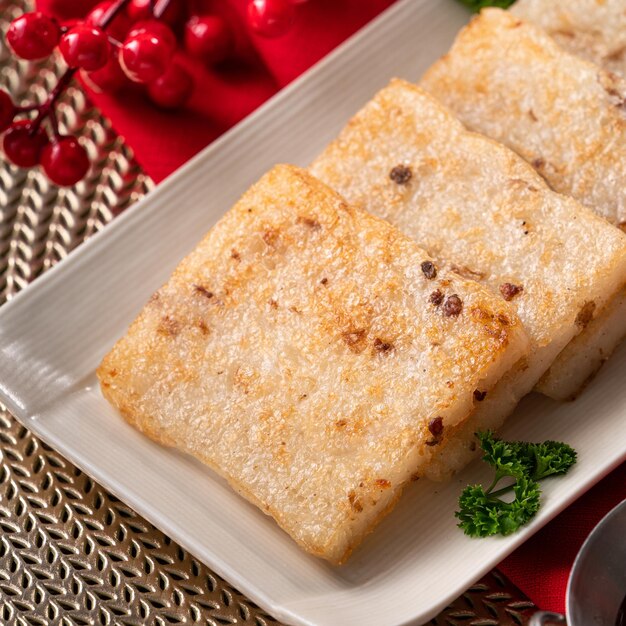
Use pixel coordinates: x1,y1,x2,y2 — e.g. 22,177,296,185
60,25,110,71
120,30,175,83
7,12,60,60
147,62,193,109
127,20,176,51
3,121,49,168
247,0,295,38
184,15,233,65
126,0,151,21
41,136,90,186
86,1,132,40
0,91,16,133
46,0,99,20
83,56,130,93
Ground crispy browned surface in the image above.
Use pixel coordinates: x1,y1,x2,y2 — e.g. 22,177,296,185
512,0,626,78
311,79,626,421
421,8,626,228
98,165,528,563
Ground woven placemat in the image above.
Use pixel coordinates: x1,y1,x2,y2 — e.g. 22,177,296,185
0,3,540,624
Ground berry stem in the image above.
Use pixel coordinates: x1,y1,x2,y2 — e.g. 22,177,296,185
154,0,174,20
99,0,133,30
30,67,75,134
48,108,60,139
107,35,123,47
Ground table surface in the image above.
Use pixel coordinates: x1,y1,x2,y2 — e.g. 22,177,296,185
0,3,541,624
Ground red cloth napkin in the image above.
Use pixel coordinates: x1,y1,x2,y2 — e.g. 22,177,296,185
500,462,626,613
37,0,626,616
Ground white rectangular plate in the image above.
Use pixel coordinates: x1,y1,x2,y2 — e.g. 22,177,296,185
0,1,625,624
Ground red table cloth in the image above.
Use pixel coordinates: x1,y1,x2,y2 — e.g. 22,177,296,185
37,0,626,616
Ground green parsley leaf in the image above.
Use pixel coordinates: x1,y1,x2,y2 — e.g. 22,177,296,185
456,477,541,537
509,440,578,480
477,430,527,481
456,0,515,12
457,431,576,538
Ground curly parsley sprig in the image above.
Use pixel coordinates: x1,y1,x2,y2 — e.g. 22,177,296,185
456,431,577,537
456,0,515,12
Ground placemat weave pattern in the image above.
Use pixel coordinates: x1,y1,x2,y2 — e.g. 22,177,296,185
0,3,539,624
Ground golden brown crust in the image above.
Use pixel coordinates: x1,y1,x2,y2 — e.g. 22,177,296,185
512,0,626,79
421,8,626,227
98,165,528,563
311,79,626,411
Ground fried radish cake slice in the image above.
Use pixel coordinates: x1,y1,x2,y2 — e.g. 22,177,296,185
512,0,626,79
98,165,528,563
508,0,626,398
310,80,626,472
537,288,626,399
421,8,626,228
421,9,626,399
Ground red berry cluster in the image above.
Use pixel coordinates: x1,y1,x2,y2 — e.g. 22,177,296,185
1,0,308,186
2,13,89,186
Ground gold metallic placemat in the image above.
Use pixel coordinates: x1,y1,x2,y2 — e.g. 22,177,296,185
0,2,539,624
